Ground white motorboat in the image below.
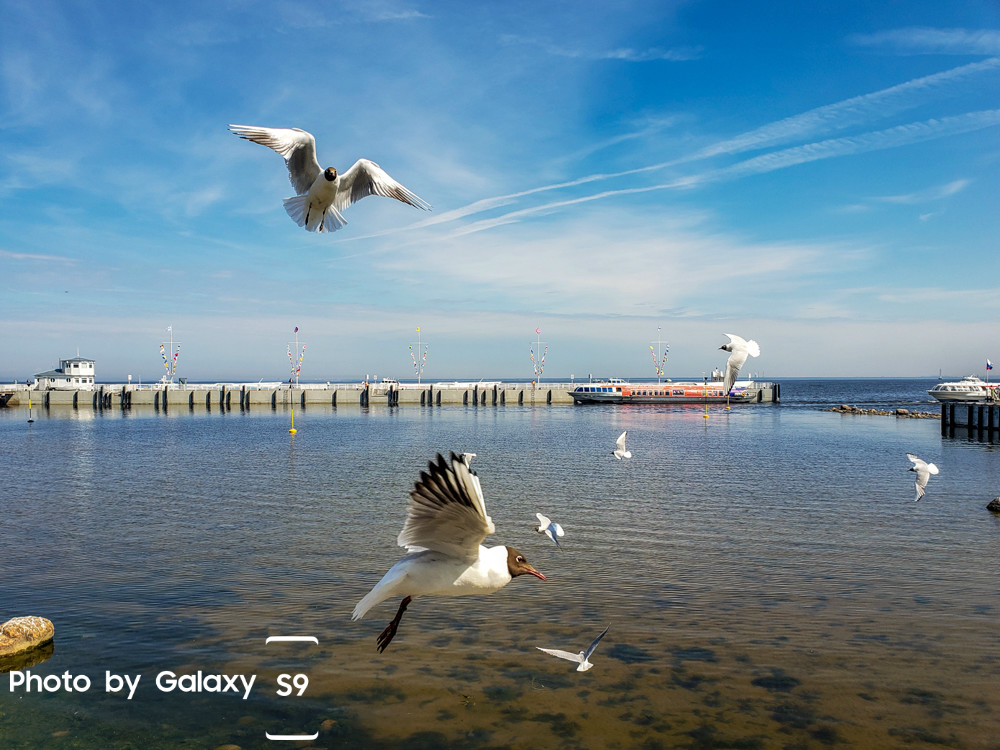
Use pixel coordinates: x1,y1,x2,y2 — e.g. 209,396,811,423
927,376,998,403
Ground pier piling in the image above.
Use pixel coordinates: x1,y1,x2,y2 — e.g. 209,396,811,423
940,401,999,443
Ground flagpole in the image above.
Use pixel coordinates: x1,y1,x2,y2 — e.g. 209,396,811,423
288,326,304,434
530,327,547,384
410,327,427,385
650,326,669,384
536,328,541,383
161,326,180,386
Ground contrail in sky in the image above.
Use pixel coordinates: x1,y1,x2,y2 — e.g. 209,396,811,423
348,58,1000,244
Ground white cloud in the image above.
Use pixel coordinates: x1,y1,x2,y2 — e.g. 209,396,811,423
850,27,1000,55
500,34,702,62
873,178,970,205
376,207,852,318
0,248,76,263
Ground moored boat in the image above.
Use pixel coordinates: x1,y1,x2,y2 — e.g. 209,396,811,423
568,377,774,404
927,376,998,403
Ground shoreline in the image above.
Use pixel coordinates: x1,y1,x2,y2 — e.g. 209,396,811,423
824,404,940,419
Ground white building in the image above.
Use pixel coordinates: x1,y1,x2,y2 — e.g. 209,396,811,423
35,356,96,390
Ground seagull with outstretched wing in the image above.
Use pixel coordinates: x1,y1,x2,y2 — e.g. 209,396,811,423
537,625,610,672
352,452,546,652
229,124,430,233
719,334,761,395
906,453,939,501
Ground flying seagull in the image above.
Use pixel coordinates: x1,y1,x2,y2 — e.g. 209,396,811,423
537,625,610,672
719,334,761,395
612,431,631,460
906,453,939,501
535,513,564,546
228,124,430,233
352,452,546,652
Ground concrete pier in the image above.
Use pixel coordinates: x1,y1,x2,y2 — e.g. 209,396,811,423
2,380,781,413
940,401,1000,442
1,382,580,412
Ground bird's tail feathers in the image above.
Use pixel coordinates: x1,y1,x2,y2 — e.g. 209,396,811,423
352,565,408,621
321,205,348,233
282,195,348,233
352,586,386,621
746,340,761,357
283,195,309,228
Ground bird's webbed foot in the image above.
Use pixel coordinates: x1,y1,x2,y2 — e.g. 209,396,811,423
376,595,412,653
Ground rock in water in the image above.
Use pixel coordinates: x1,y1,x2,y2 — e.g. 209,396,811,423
0,616,55,658
988,497,1000,513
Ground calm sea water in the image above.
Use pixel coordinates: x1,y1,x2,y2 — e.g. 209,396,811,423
1,378,998,750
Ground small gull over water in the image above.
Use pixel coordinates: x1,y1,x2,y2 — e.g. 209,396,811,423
537,625,610,672
612,431,632,460
906,453,939,501
535,513,564,546
719,333,761,395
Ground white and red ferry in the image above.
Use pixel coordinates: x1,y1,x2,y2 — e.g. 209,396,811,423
568,377,777,405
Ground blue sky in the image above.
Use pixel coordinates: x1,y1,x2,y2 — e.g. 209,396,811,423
2,0,999,383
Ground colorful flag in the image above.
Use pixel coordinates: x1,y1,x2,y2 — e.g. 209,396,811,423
535,327,540,334
988,359,994,371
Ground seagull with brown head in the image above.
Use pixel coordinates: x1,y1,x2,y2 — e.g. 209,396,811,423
352,452,546,653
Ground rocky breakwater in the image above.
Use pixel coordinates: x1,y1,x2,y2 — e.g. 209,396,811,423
0,616,55,671
825,405,940,419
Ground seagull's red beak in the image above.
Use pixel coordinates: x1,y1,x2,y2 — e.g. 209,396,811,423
528,567,547,581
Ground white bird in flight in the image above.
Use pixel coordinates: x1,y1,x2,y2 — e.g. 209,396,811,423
719,334,761,395
228,124,430,233
537,625,610,672
535,513,565,546
352,452,546,652
906,453,939,501
612,431,631,460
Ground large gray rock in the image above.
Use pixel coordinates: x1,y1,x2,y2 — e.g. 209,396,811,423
988,497,1000,513
0,616,54,658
